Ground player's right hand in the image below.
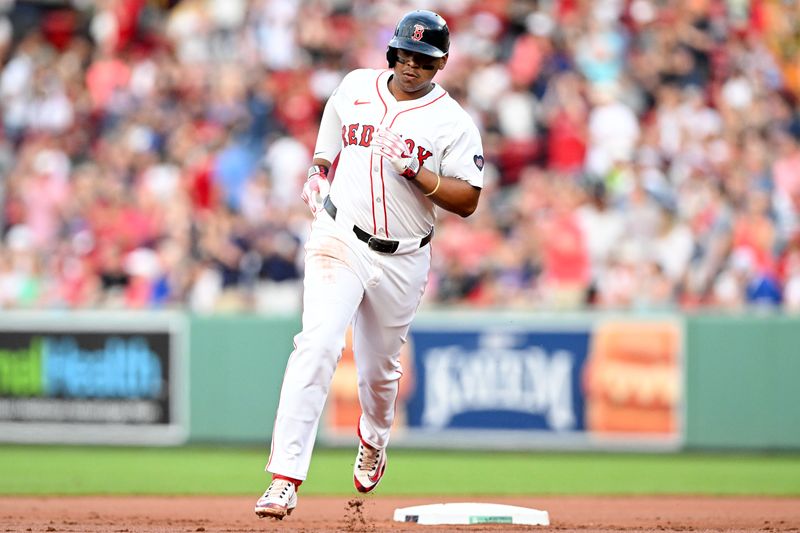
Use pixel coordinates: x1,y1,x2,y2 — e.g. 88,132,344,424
301,165,330,216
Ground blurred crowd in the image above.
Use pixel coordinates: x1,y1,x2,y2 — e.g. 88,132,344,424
0,0,799,313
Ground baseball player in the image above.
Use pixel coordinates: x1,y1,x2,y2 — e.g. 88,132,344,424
255,9,484,520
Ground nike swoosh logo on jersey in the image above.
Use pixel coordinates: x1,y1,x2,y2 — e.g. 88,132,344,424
354,99,371,105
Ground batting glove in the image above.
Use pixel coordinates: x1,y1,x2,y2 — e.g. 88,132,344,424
301,165,330,216
371,127,420,179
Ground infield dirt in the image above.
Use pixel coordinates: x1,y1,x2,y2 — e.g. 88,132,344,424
1,495,798,532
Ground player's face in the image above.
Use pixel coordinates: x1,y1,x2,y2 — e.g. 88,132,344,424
392,49,446,97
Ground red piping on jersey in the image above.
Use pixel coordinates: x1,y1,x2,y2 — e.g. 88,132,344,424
389,91,447,128
380,162,389,236
328,153,341,182
376,71,389,123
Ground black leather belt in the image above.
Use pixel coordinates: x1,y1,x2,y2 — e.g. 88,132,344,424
323,196,433,254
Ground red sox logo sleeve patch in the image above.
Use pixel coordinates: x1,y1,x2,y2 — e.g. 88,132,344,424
473,154,484,170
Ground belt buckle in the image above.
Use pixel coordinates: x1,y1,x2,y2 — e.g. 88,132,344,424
367,236,398,254
367,236,384,252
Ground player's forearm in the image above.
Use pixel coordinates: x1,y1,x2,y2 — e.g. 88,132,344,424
410,167,480,217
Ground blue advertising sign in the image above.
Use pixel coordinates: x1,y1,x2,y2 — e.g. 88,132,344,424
406,328,590,433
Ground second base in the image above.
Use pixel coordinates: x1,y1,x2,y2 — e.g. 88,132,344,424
393,502,549,525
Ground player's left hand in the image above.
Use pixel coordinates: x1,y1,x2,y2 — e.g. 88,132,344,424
371,127,420,179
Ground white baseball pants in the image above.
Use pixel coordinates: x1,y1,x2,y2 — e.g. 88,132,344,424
266,211,430,480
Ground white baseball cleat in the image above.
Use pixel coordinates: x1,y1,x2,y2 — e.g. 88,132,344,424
254,478,297,520
353,438,387,493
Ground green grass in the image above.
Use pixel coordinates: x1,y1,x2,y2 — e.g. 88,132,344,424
1,445,799,496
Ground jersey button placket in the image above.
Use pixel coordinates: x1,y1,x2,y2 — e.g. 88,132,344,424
371,157,384,235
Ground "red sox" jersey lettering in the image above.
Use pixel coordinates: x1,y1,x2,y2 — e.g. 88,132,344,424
342,123,433,168
342,123,374,147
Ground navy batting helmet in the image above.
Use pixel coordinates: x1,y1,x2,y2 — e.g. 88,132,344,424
386,10,449,67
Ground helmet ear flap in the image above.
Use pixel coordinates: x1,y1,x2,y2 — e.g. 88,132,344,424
386,47,397,68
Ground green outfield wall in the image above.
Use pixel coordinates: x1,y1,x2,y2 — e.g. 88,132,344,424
684,314,800,450
1,311,798,450
188,314,300,443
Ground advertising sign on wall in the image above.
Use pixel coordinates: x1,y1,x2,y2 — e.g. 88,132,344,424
0,313,187,445
322,314,683,451
406,328,589,433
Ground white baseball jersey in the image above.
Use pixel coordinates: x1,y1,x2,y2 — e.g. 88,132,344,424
266,68,483,483
315,68,484,239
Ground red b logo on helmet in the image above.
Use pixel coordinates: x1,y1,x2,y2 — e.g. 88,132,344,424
412,24,424,41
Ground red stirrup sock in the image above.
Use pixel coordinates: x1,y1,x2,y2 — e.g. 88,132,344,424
272,474,303,490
